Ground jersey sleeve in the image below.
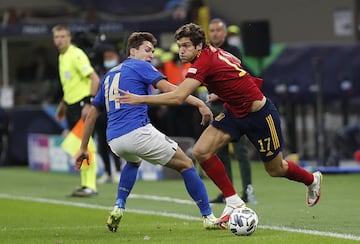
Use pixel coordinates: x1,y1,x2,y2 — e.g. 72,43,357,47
92,75,106,111
74,49,95,78
135,61,166,85
185,51,209,84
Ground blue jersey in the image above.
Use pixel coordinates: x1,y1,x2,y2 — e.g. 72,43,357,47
93,58,165,141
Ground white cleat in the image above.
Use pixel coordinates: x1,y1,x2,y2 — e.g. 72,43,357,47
307,171,323,207
215,203,246,229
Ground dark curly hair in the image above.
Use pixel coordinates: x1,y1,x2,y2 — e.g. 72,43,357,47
174,23,206,49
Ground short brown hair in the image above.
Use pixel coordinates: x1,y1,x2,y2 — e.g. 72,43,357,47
126,32,157,56
174,23,206,49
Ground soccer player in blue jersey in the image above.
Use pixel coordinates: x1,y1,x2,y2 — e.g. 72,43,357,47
118,23,323,227
74,32,219,232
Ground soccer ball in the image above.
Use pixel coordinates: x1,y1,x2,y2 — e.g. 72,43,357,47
229,207,258,236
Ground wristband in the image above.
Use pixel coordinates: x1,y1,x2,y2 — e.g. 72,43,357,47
83,96,94,104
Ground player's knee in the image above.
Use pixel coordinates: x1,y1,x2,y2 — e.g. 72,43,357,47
265,168,283,177
265,163,287,177
192,147,208,163
177,159,193,173
264,154,287,177
182,156,194,168
168,152,194,172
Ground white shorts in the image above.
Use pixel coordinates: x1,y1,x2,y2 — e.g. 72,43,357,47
108,124,178,166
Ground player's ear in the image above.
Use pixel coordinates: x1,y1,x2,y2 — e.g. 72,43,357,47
129,47,136,57
196,43,203,51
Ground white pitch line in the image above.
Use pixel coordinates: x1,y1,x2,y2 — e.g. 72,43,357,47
129,193,194,205
1,193,360,241
0,193,199,221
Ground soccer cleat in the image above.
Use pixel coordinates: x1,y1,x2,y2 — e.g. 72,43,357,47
216,203,246,229
106,206,124,232
244,184,257,204
70,186,98,197
203,214,222,230
306,171,323,207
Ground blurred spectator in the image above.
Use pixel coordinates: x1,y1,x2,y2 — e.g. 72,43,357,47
326,123,360,166
0,107,9,165
96,44,125,184
227,25,242,48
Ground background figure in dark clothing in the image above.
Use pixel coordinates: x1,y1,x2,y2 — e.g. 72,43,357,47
326,123,360,166
95,111,123,184
207,18,256,204
96,44,125,184
0,107,8,165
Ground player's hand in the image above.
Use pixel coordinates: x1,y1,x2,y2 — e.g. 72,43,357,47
206,93,219,104
74,149,89,170
198,104,213,125
117,89,143,104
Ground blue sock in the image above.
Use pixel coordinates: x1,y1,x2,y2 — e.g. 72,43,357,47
181,167,212,216
115,162,139,209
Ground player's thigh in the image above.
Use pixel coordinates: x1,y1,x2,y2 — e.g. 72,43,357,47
108,124,177,165
193,125,231,160
108,136,142,163
136,126,178,166
246,99,284,163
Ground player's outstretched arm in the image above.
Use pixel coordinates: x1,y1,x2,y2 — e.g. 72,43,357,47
156,79,213,125
74,106,100,170
118,77,200,105
118,78,212,125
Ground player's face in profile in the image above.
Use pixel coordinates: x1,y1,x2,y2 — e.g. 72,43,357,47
53,30,71,53
177,37,200,63
132,41,155,62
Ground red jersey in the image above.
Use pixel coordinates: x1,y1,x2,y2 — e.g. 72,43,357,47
186,45,264,118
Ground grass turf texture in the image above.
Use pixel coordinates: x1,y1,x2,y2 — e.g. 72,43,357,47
1,162,360,243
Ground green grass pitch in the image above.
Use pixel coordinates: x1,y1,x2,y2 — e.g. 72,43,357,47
1,162,360,243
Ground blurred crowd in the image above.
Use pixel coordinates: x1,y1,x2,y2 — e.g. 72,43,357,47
14,22,244,105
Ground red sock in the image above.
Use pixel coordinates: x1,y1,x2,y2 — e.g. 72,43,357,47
285,160,314,185
199,155,236,197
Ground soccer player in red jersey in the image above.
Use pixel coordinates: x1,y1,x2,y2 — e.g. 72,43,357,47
118,23,323,227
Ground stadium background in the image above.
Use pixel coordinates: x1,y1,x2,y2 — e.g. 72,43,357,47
0,0,359,172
